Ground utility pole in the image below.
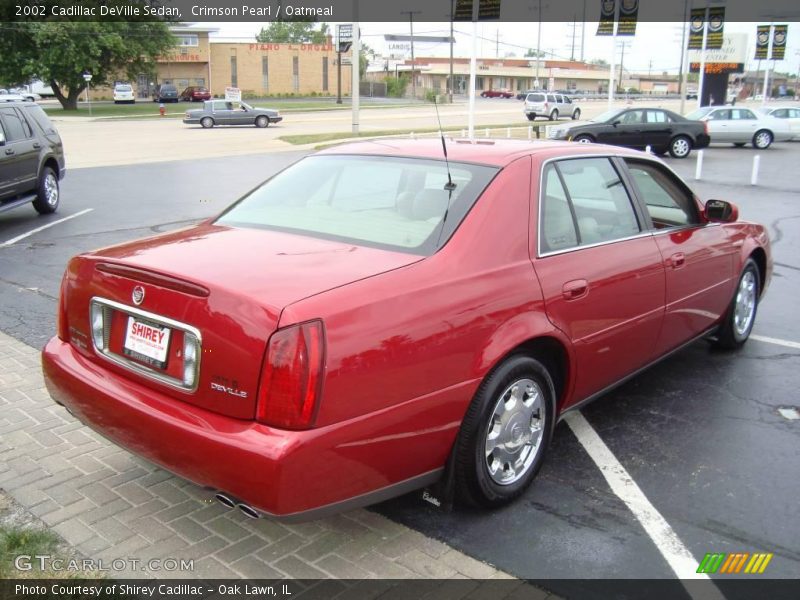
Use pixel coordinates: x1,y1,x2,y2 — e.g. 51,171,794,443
401,10,421,100
570,18,577,61
535,1,542,88
580,0,586,62
648,59,653,77
619,42,627,91
496,29,499,58
697,3,709,109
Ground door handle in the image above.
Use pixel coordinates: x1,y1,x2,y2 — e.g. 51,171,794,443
562,279,589,300
668,252,686,268
32,142,41,149
4,148,14,155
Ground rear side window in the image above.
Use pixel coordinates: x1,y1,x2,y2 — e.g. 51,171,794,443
547,94,557,103
540,158,640,254
624,159,699,228
0,107,29,141
23,104,57,136
646,111,669,123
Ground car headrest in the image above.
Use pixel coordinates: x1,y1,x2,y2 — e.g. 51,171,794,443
412,189,450,221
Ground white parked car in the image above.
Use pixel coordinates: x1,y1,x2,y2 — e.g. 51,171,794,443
523,92,581,121
0,89,39,102
685,106,793,149
757,106,800,140
113,84,135,104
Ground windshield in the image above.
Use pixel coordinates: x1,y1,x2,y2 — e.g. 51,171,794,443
216,155,498,256
685,107,713,120
590,109,625,123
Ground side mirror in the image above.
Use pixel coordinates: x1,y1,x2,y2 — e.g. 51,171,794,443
612,120,620,127
704,199,738,223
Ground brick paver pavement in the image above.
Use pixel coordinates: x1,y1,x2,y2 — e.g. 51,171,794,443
0,330,530,582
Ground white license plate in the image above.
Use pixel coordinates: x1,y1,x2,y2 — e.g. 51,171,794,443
123,316,171,368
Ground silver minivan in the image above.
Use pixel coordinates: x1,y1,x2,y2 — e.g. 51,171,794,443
523,92,581,121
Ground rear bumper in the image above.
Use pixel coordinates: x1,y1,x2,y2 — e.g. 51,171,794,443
694,134,711,149
42,337,448,520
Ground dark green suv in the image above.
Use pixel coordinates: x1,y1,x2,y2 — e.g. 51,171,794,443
0,100,65,215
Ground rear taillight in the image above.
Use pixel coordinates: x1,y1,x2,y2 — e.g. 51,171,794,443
56,273,69,341
256,320,325,430
703,121,709,135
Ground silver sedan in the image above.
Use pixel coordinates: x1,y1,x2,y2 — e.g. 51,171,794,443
685,106,793,149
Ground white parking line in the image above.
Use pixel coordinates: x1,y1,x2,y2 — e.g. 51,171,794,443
564,411,725,598
0,208,93,248
751,334,800,350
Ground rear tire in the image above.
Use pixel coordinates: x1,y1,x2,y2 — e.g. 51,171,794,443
713,259,760,350
669,135,692,158
752,130,773,149
201,117,214,129
255,115,269,128
454,355,554,508
573,134,594,144
32,166,59,214
526,114,536,121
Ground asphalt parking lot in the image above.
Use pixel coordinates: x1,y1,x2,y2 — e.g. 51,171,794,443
1,134,798,593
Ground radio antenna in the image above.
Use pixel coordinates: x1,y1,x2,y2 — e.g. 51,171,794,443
434,98,457,192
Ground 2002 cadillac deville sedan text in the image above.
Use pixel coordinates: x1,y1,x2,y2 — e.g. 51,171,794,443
43,140,771,520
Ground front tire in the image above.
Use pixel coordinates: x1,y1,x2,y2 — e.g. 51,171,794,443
752,130,773,149
573,134,594,144
733,142,746,147
572,108,581,120
454,355,555,508
549,109,558,121
713,259,760,350
669,135,692,158
255,115,269,128
200,117,214,129
32,166,59,214
526,114,536,121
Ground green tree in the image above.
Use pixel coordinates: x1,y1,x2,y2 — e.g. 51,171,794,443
256,21,330,44
589,58,609,67
0,5,175,110
524,48,545,58
360,42,375,80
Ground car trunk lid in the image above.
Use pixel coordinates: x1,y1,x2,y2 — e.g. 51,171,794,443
62,223,422,420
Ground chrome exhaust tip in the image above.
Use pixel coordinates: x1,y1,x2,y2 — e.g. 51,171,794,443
237,503,260,519
214,492,238,509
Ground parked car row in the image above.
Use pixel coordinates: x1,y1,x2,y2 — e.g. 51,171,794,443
543,104,798,158
111,84,213,104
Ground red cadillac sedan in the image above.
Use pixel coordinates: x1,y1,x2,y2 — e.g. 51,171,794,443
43,140,771,521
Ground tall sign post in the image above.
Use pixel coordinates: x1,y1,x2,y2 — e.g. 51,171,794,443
756,24,788,106
454,0,502,138
82,71,92,117
336,24,353,105
597,0,639,109
351,19,360,135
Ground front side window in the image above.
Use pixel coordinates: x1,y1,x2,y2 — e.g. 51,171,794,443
733,109,756,120
619,110,645,124
216,156,498,255
625,159,699,228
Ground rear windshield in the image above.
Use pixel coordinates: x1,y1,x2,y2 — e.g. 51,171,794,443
527,93,546,102
161,85,177,91
216,155,498,256
115,85,132,92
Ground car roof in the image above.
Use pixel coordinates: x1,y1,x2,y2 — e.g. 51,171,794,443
0,97,31,104
317,138,645,167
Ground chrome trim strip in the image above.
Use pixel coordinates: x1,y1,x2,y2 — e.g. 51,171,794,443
89,296,202,393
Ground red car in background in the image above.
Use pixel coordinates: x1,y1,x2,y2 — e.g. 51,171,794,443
480,89,514,98
180,86,211,102
42,140,771,521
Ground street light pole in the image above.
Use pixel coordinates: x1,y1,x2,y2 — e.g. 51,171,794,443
401,10,421,100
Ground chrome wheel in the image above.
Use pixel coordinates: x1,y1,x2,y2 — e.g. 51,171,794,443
574,135,593,144
484,378,545,485
753,130,772,149
733,270,757,337
671,137,691,158
44,172,58,206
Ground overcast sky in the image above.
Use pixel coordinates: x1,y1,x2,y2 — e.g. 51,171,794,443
205,21,799,76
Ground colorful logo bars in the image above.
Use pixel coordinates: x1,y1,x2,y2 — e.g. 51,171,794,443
697,552,774,574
